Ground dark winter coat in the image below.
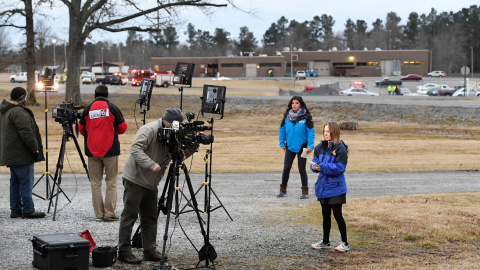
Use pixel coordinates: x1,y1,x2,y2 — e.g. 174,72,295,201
0,99,45,166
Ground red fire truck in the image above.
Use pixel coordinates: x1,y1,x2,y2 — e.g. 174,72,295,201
127,69,152,86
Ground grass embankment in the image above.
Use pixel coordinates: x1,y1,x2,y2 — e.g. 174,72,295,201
0,84,479,269
289,192,480,269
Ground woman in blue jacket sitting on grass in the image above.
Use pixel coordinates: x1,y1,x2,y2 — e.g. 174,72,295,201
310,122,350,253
278,96,315,199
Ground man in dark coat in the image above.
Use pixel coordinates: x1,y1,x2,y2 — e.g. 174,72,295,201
0,87,46,219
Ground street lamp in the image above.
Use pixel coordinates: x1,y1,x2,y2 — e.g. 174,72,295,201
52,39,57,66
101,47,104,75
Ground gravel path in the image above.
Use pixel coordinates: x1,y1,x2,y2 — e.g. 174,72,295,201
1,171,479,269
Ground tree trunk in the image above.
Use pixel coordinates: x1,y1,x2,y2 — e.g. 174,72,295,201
64,0,84,104
24,0,37,105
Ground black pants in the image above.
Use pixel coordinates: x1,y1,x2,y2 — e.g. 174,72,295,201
321,203,348,245
281,148,308,187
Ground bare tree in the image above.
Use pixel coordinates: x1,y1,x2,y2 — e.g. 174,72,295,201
0,0,38,104
44,0,235,104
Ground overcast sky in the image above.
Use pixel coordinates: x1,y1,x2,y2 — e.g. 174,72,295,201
7,0,480,46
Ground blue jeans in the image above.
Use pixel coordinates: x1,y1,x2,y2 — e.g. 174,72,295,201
10,164,35,215
281,148,308,187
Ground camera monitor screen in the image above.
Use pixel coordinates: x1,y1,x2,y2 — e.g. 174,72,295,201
137,79,154,110
172,62,195,87
201,84,226,119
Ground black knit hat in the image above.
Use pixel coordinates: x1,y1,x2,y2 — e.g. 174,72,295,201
163,107,184,122
10,87,27,101
94,85,109,98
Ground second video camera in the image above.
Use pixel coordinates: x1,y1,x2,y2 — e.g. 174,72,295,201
52,101,84,124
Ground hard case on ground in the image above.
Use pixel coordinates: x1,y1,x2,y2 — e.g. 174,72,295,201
32,233,90,270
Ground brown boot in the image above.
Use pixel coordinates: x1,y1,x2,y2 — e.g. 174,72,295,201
300,187,309,199
277,184,287,197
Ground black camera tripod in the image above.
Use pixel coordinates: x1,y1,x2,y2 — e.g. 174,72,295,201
160,146,217,269
47,119,89,221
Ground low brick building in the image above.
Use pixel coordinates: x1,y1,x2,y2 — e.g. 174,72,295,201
150,49,429,78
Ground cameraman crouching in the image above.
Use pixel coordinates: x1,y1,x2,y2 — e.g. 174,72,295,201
118,107,198,264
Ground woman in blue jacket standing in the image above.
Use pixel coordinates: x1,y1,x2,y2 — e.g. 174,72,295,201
310,122,350,252
278,96,315,199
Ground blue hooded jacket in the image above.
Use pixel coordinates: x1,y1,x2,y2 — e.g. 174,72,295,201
278,113,315,153
311,140,348,199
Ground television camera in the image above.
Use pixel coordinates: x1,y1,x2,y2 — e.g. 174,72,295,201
157,112,213,152
52,101,84,124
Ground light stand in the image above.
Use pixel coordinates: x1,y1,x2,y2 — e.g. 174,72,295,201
179,119,232,221
33,90,54,200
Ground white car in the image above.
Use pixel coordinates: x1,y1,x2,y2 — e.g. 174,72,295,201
452,88,480,97
82,75,96,84
10,72,28,83
416,88,430,95
428,71,446,77
416,83,438,90
295,70,306,80
339,88,379,96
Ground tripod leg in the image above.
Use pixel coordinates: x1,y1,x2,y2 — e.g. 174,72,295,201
182,165,216,265
209,188,234,221
51,134,68,221
48,134,67,213
71,133,89,179
160,163,176,266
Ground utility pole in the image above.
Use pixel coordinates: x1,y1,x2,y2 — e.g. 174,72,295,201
471,46,474,78
52,39,56,66
101,47,104,75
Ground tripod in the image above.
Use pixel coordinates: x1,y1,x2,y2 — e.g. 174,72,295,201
158,146,216,269
47,119,89,221
33,89,54,200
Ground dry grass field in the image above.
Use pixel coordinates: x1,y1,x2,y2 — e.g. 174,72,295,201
1,79,479,269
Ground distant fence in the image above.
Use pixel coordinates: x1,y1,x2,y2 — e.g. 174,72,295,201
279,82,339,96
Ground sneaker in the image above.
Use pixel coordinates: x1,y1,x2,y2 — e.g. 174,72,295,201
311,241,331,249
22,211,46,219
334,242,350,252
277,192,286,197
103,216,119,222
10,213,22,218
118,254,142,264
300,194,309,199
95,217,104,222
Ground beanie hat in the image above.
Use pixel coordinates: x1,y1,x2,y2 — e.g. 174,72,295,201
163,107,184,122
10,87,27,101
94,85,109,98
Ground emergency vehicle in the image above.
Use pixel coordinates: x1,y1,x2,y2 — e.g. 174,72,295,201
127,69,152,86
152,71,174,87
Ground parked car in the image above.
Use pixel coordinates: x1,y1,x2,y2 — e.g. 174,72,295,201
82,75,96,84
416,88,430,95
397,88,411,95
339,88,379,96
400,74,422,81
427,89,439,96
295,70,306,80
428,71,446,77
452,87,480,97
10,72,28,83
417,83,438,90
375,77,402,87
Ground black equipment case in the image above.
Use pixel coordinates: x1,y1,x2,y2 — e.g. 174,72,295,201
32,233,90,270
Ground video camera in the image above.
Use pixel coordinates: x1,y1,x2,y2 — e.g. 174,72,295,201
52,101,84,124
157,112,213,151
